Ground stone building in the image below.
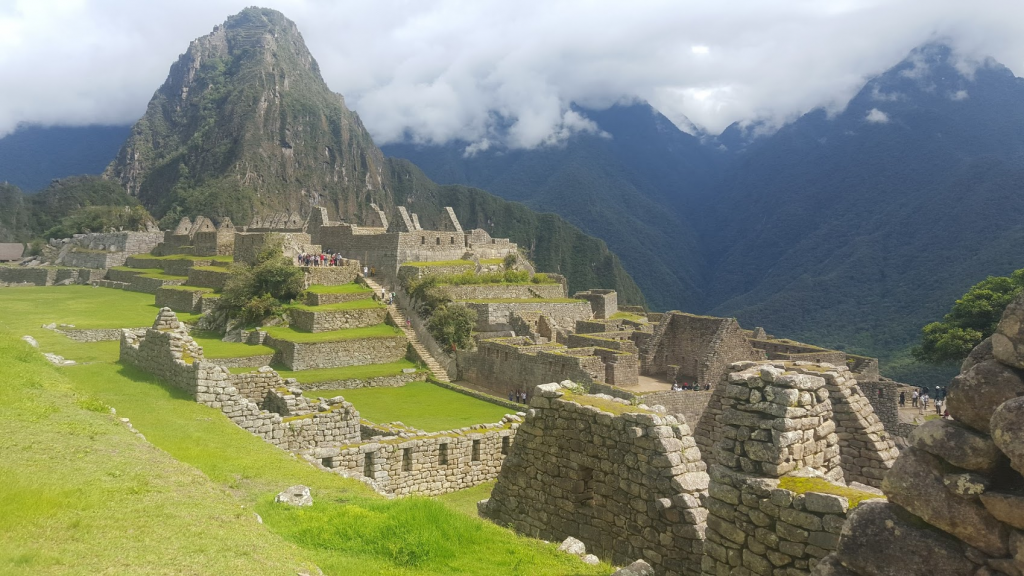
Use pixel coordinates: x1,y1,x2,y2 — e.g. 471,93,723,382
155,216,235,256
481,382,710,575
306,206,518,283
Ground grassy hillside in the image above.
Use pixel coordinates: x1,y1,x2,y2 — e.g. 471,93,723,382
0,285,608,575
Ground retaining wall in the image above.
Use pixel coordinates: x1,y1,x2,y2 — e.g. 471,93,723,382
463,300,593,332
288,306,387,332
267,334,407,370
445,283,566,301
155,287,208,313
186,267,230,290
298,370,426,391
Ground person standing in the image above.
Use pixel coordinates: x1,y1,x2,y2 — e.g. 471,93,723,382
912,389,919,408
899,391,905,407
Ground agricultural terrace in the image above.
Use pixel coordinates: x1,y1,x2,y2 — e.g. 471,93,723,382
0,285,609,576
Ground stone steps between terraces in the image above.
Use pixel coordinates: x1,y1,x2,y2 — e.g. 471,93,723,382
361,275,450,383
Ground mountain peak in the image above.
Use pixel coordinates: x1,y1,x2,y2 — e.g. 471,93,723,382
105,7,389,223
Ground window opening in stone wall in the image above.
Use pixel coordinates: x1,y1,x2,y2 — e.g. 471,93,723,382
501,436,510,455
402,448,412,472
577,466,595,506
321,457,333,468
363,452,374,479
472,439,481,461
450,236,455,244
439,443,448,465
421,236,425,245
436,237,441,245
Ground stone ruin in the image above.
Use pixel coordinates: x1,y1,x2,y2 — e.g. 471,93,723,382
155,216,235,256
814,293,1024,576
120,308,361,450
481,381,710,574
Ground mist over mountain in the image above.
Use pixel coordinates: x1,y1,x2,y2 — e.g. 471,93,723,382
385,44,1024,384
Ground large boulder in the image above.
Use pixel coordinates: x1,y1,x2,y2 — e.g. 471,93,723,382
993,295,1024,369
946,360,1024,433
909,419,1007,474
979,492,1024,530
882,448,1008,556
829,501,975,576
991,397,1024,475
962,336,995,373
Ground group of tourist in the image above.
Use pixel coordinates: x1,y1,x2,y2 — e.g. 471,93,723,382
899,385,950,418
378,288,396,305
671,380,709,391
508,389,529,404
297,251,347,267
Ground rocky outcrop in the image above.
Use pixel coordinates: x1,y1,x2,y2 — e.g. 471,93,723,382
815,293,1024,576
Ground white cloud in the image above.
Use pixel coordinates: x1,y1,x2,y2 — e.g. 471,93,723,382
1,0,1024,148
951,89,970,100
865,108,890,123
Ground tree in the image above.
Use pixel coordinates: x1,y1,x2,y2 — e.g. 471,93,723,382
219,235,304,325
427,304,476,351
913,270,1024,363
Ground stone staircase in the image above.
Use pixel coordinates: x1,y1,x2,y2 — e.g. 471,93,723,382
362,275,451,383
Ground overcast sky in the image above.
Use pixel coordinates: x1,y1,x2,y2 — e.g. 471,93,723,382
2,0,1023,149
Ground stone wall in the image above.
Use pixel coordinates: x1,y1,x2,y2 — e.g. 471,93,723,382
58,327,146,342
288,306,387,332
129,275,185,294
186,267,230,290
303,263,360,287
694,362,896,488
155,287,208,313
463,300,593,332
815,297,1024,576
317,416,519,496
397,262,475,285
298,370,426,391
641,312,766,387
481,382,710,574
53,231,163,269
458,337,637,396
443,283,567,301
573,289,619,319
568,331,639,353
304,290,372,306
852,379,902,438
642,390,715,430
703,466,856,576
0,266,56,286
267,334,407,370
119,309,361,451
234,232,314,265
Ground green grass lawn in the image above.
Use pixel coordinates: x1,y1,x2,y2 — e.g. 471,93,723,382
0,334,318,575
323,381,512,431
288,299,384,312
0,286,609,575
109,266,163,274
0,285,182,329
306,283,373,294
437,481,496,517
229,360,419,383
190,331,275,359
610,311,647,322
263,323,402,343
190,265,232,273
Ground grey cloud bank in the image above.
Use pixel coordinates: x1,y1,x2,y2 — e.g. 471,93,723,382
2,0,1024,148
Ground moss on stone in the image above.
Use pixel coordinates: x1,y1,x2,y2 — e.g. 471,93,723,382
777,476,881,508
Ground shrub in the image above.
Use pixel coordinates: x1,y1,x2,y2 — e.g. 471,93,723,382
219,235,303,326
427,304,476,351
408,276,453,316
503,253,517,269
531,273,549,284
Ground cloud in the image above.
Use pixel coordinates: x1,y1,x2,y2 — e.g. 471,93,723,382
865,108,890,123
2,0,1024,148
951,89,970,100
